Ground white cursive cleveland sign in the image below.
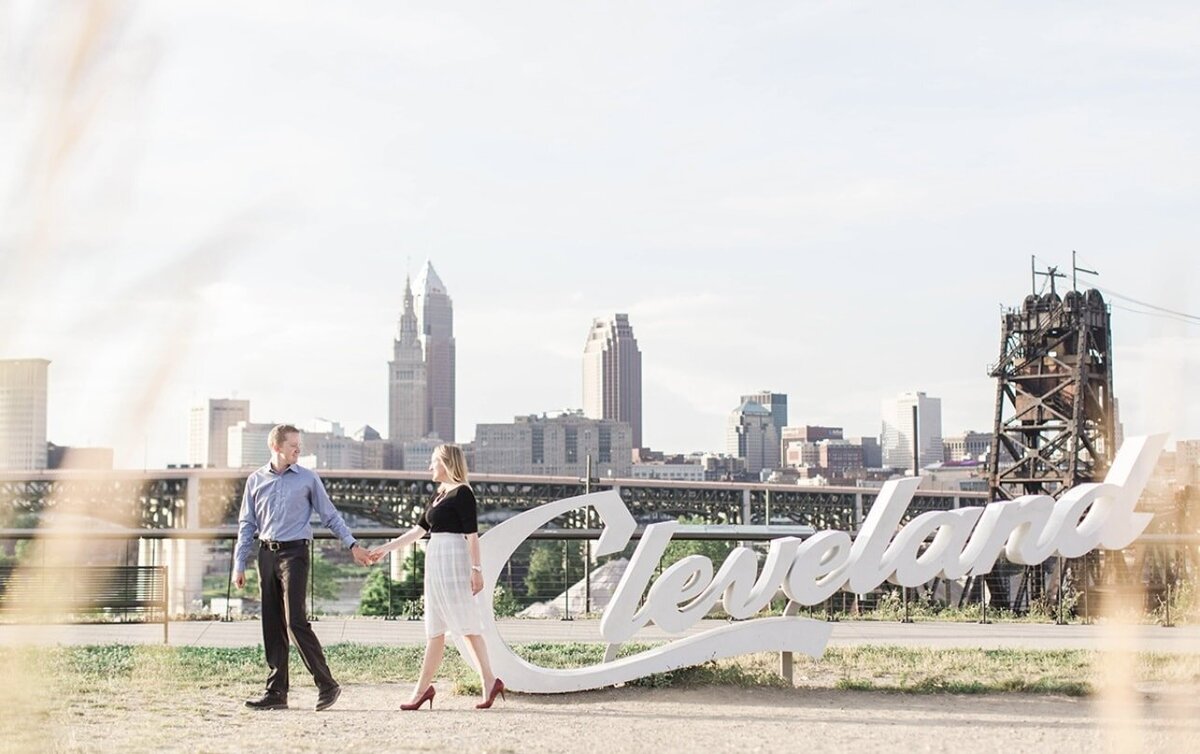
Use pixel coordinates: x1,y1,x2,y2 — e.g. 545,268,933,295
459,434,1166,693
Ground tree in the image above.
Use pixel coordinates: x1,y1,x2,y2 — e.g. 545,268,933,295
358,546,423,616
524,540,584,603
309,550,341,601
659,517,735,569
660,537,735,570
203,548,338,601
358,569,407,616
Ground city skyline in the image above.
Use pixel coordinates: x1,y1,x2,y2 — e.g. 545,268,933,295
7,255,1197,469
2,4,1197,468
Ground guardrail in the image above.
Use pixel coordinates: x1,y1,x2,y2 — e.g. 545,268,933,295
0,528,1195,626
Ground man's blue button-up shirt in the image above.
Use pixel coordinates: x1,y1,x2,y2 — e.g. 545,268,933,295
234,463,357,572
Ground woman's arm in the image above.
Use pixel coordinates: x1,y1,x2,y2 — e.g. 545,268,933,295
466,532,484,595
368,525,426,561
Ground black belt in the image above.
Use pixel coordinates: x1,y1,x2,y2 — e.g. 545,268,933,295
260,539,310,552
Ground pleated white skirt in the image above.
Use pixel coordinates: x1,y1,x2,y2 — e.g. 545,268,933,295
424,533,483,639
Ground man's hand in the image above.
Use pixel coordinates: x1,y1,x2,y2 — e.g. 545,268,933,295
351,544,372,566
233,571,246,589
367,546,388,564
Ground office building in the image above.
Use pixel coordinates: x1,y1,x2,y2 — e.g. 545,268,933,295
943,431,994,463
46,443,113,470
188,398,250,469
727,401,780,474
782,426,843,468
1176,439,1200,486
741,391,788,432
401,437,441,472
881,391,944,471
474,411,633,477
582,314,642,448
352,425,393,470
227,421,275,468
783,425,843,443
0,358,49,471
818,440,864,472
849,436,883,468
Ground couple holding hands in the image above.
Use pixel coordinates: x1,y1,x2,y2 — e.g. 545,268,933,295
233,425,503,712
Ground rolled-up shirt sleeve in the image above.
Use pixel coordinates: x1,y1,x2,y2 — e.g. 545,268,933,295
311,472,357,548
234,479,258,572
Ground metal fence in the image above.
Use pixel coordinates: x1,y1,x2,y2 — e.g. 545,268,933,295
2,528,1196,626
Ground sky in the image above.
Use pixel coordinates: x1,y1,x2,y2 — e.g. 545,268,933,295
1,1,1198,468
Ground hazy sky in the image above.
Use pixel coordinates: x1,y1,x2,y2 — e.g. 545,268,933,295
2,1,1198,468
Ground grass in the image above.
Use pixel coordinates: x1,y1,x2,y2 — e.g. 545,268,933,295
4,642,1200,751
5,642,1200,700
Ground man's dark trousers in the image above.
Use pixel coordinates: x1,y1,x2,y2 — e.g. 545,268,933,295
258,541,337,695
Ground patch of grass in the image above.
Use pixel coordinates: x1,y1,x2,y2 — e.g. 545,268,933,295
804,646,1107,696
5,643,1200,701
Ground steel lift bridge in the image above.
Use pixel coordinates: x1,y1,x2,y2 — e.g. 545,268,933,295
983,257,1124,611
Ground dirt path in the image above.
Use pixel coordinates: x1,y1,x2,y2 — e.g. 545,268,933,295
21,684,1200,753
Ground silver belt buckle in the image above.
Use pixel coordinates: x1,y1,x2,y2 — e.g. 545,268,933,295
265,540,281,552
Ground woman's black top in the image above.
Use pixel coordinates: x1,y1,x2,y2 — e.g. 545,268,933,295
417,485,479,534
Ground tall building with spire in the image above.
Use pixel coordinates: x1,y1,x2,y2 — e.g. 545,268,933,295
388,276,426,444
414,261,456,442
582,313,642,448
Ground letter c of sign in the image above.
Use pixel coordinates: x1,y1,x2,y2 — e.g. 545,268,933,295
458,490,832,694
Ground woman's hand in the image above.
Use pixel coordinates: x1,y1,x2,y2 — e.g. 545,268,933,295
367,546,388,563
470,569,483,595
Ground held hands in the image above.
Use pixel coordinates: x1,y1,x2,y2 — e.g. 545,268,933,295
367,547,389,564
350,544,373,567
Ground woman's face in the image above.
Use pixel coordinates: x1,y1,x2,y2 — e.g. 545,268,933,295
429,452,449,483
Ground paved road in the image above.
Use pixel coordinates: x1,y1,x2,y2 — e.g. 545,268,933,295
2,617,1198,652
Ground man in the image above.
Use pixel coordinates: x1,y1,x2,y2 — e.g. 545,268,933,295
233,423,372,711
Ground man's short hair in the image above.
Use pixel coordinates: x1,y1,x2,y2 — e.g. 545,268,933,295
268,424,301,449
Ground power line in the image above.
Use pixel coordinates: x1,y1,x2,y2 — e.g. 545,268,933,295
1075,271,1200,323
1109,302,1200,327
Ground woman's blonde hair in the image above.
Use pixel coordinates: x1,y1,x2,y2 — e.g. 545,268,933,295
434,443,470,492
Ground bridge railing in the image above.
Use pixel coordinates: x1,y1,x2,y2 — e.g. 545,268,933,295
1,527,1195,626
0,468,988,531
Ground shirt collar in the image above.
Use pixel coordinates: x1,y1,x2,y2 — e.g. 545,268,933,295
265,462,300,476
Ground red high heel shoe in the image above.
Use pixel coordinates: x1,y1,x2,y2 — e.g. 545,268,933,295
401,685,435,711
476,678,505,709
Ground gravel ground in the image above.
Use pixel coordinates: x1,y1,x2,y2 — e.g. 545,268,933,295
11,682,1199,754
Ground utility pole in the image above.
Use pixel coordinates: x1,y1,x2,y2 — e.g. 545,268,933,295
1071,250,1098,292
581,454,598,615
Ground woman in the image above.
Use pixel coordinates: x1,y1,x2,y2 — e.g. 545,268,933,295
368,444,504,710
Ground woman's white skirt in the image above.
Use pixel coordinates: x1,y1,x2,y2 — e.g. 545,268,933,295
424,533,483,639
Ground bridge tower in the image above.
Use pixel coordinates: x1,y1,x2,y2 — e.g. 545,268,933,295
987,257,1118,502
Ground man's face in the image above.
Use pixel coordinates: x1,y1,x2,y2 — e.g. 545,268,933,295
272,432,302,465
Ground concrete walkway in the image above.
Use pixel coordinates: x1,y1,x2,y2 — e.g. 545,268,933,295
2,617,1199,653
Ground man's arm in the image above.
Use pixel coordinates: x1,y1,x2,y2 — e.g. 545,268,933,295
233,478,259,588
311,472,371,565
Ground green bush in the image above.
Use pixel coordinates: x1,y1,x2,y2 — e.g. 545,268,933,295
524,540,583,602
492,585,522,617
